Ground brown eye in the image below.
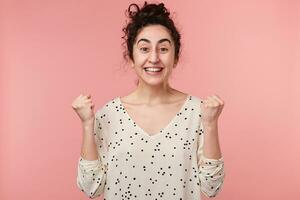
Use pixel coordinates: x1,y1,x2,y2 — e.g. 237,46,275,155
140,47,149,52
160,47,168,53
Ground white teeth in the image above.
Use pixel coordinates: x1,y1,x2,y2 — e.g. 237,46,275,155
145,67,163,72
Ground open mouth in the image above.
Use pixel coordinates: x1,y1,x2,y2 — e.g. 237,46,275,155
144,67,164,75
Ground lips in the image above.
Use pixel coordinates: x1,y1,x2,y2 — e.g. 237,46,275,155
144,67,163,71
143,66,163,69
144,66,164,73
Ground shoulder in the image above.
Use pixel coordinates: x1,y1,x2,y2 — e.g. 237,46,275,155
188,94,206,115
94,96,121,118
189,94,203,106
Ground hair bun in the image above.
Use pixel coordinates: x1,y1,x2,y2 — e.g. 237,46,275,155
127,3,140,18
127,2,170,21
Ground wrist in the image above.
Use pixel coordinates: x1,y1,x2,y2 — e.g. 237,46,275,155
202,120,218,127
202,120,219,136
82,119,94,129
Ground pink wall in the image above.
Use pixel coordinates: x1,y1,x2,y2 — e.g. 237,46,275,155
1,0,299,199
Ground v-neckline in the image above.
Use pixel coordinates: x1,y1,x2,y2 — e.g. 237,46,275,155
116,94,191,138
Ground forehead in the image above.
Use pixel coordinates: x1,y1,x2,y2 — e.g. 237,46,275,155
135,25,172,44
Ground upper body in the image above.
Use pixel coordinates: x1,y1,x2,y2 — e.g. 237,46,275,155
74,2,225,199
77,93,225,199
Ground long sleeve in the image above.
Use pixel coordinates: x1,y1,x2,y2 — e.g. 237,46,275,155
197,121,225,198
76,112,108,199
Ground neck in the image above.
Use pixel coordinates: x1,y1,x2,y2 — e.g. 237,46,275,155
132,80,176,104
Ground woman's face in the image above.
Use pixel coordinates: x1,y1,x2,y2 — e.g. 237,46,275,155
130,24,177,86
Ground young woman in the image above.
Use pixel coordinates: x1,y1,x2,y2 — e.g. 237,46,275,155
72,2,225,199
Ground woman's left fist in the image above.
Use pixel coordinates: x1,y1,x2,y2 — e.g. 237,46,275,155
200,94,225,124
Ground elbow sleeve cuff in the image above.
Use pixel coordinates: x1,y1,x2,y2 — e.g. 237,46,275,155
77,156,107,198
198,156,225,198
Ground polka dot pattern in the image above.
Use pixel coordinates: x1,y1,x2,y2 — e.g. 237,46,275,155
77,95,225,199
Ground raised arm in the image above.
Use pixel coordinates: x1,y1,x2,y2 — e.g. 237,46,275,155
72,94,107,198
197,95,225,198
76,114,108,199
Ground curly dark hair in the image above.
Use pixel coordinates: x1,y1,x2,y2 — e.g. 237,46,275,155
121,1,181,64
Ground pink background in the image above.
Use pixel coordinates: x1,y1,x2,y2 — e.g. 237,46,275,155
1,0,299,199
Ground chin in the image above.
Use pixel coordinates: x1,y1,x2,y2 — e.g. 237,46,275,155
145,79,167,86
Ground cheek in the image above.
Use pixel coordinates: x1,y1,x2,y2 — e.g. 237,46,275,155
161,54,175,65
133,54,148,66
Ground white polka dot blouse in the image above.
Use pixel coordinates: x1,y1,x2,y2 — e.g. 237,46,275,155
77,94,225,199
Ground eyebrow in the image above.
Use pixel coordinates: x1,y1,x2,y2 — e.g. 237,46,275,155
136,38,172,45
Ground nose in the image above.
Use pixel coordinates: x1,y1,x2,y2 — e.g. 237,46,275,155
148,49,159,64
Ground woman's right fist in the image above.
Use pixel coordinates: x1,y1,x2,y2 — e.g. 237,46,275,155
71,94,95,123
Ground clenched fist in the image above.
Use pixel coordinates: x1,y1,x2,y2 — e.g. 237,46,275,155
71,94,95,123
200,94,225,124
